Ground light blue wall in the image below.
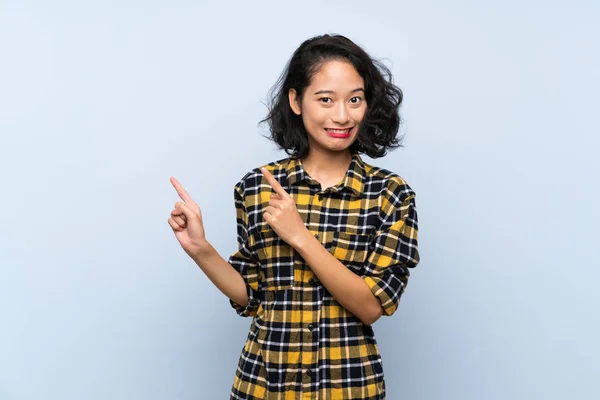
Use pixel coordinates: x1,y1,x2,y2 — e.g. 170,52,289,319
1,1,598,399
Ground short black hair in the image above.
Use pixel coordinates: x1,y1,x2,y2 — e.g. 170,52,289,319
260,34,404,159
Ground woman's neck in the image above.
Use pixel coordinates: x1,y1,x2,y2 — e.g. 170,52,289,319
300,149,353,189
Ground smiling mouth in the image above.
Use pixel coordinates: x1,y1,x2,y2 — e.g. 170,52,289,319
325,127,354,137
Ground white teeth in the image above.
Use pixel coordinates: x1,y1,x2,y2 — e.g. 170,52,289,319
326,128,351,133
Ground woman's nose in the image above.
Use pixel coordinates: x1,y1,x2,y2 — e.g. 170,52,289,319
331,104,350,124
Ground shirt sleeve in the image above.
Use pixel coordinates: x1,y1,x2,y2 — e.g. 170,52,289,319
362,190,420,317
228,183,261,317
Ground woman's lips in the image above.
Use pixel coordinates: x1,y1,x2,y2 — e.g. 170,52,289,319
325,127,353,138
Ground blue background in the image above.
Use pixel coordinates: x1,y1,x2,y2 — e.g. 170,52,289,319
1,1,598,399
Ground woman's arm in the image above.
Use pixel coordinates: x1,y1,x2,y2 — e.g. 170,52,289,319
259,168,384,325
190,244,250,308
168,176,251,309
259,168,419,325
294,232,384,325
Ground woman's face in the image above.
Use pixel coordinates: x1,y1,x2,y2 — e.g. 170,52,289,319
289,60,367,156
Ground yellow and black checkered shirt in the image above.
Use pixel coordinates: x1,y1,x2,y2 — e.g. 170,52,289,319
228,152,420,399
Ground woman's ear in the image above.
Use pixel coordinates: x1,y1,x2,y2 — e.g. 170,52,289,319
288,89,302,115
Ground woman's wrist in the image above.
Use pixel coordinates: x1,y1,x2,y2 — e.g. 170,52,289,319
189,240,215,265
291,228,317,253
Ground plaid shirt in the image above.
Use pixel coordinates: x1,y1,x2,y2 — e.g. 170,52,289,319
228,152,419,399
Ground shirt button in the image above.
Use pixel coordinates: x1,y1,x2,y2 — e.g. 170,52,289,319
307,323,314,331
306,368,312,376
308,277,319,286
314,233,319,240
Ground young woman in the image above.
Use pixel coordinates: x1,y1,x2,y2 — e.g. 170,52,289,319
168,34,420,400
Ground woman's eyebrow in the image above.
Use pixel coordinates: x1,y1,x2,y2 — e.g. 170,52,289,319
313,88,365,95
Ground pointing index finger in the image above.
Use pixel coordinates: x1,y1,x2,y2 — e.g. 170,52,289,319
170,176,196,205
261,167,288,197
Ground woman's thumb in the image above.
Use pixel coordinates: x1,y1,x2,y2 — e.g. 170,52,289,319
176,202,197,221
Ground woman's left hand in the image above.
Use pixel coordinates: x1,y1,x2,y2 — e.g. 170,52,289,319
261,167,309,248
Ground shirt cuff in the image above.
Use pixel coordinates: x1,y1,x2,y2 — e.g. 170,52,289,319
229,283,260,317
363,273,405,317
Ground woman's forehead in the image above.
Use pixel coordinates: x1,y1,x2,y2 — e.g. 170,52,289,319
308,60,364,92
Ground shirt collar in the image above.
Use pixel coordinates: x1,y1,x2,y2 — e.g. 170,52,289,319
285,151,365,198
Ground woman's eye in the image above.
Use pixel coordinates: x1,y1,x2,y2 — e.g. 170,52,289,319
319,97,332,103
350,96,362,103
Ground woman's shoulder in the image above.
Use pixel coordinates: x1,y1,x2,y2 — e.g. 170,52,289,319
361,158,416,200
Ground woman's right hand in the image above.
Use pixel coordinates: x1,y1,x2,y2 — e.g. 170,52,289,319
168,177,210,258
